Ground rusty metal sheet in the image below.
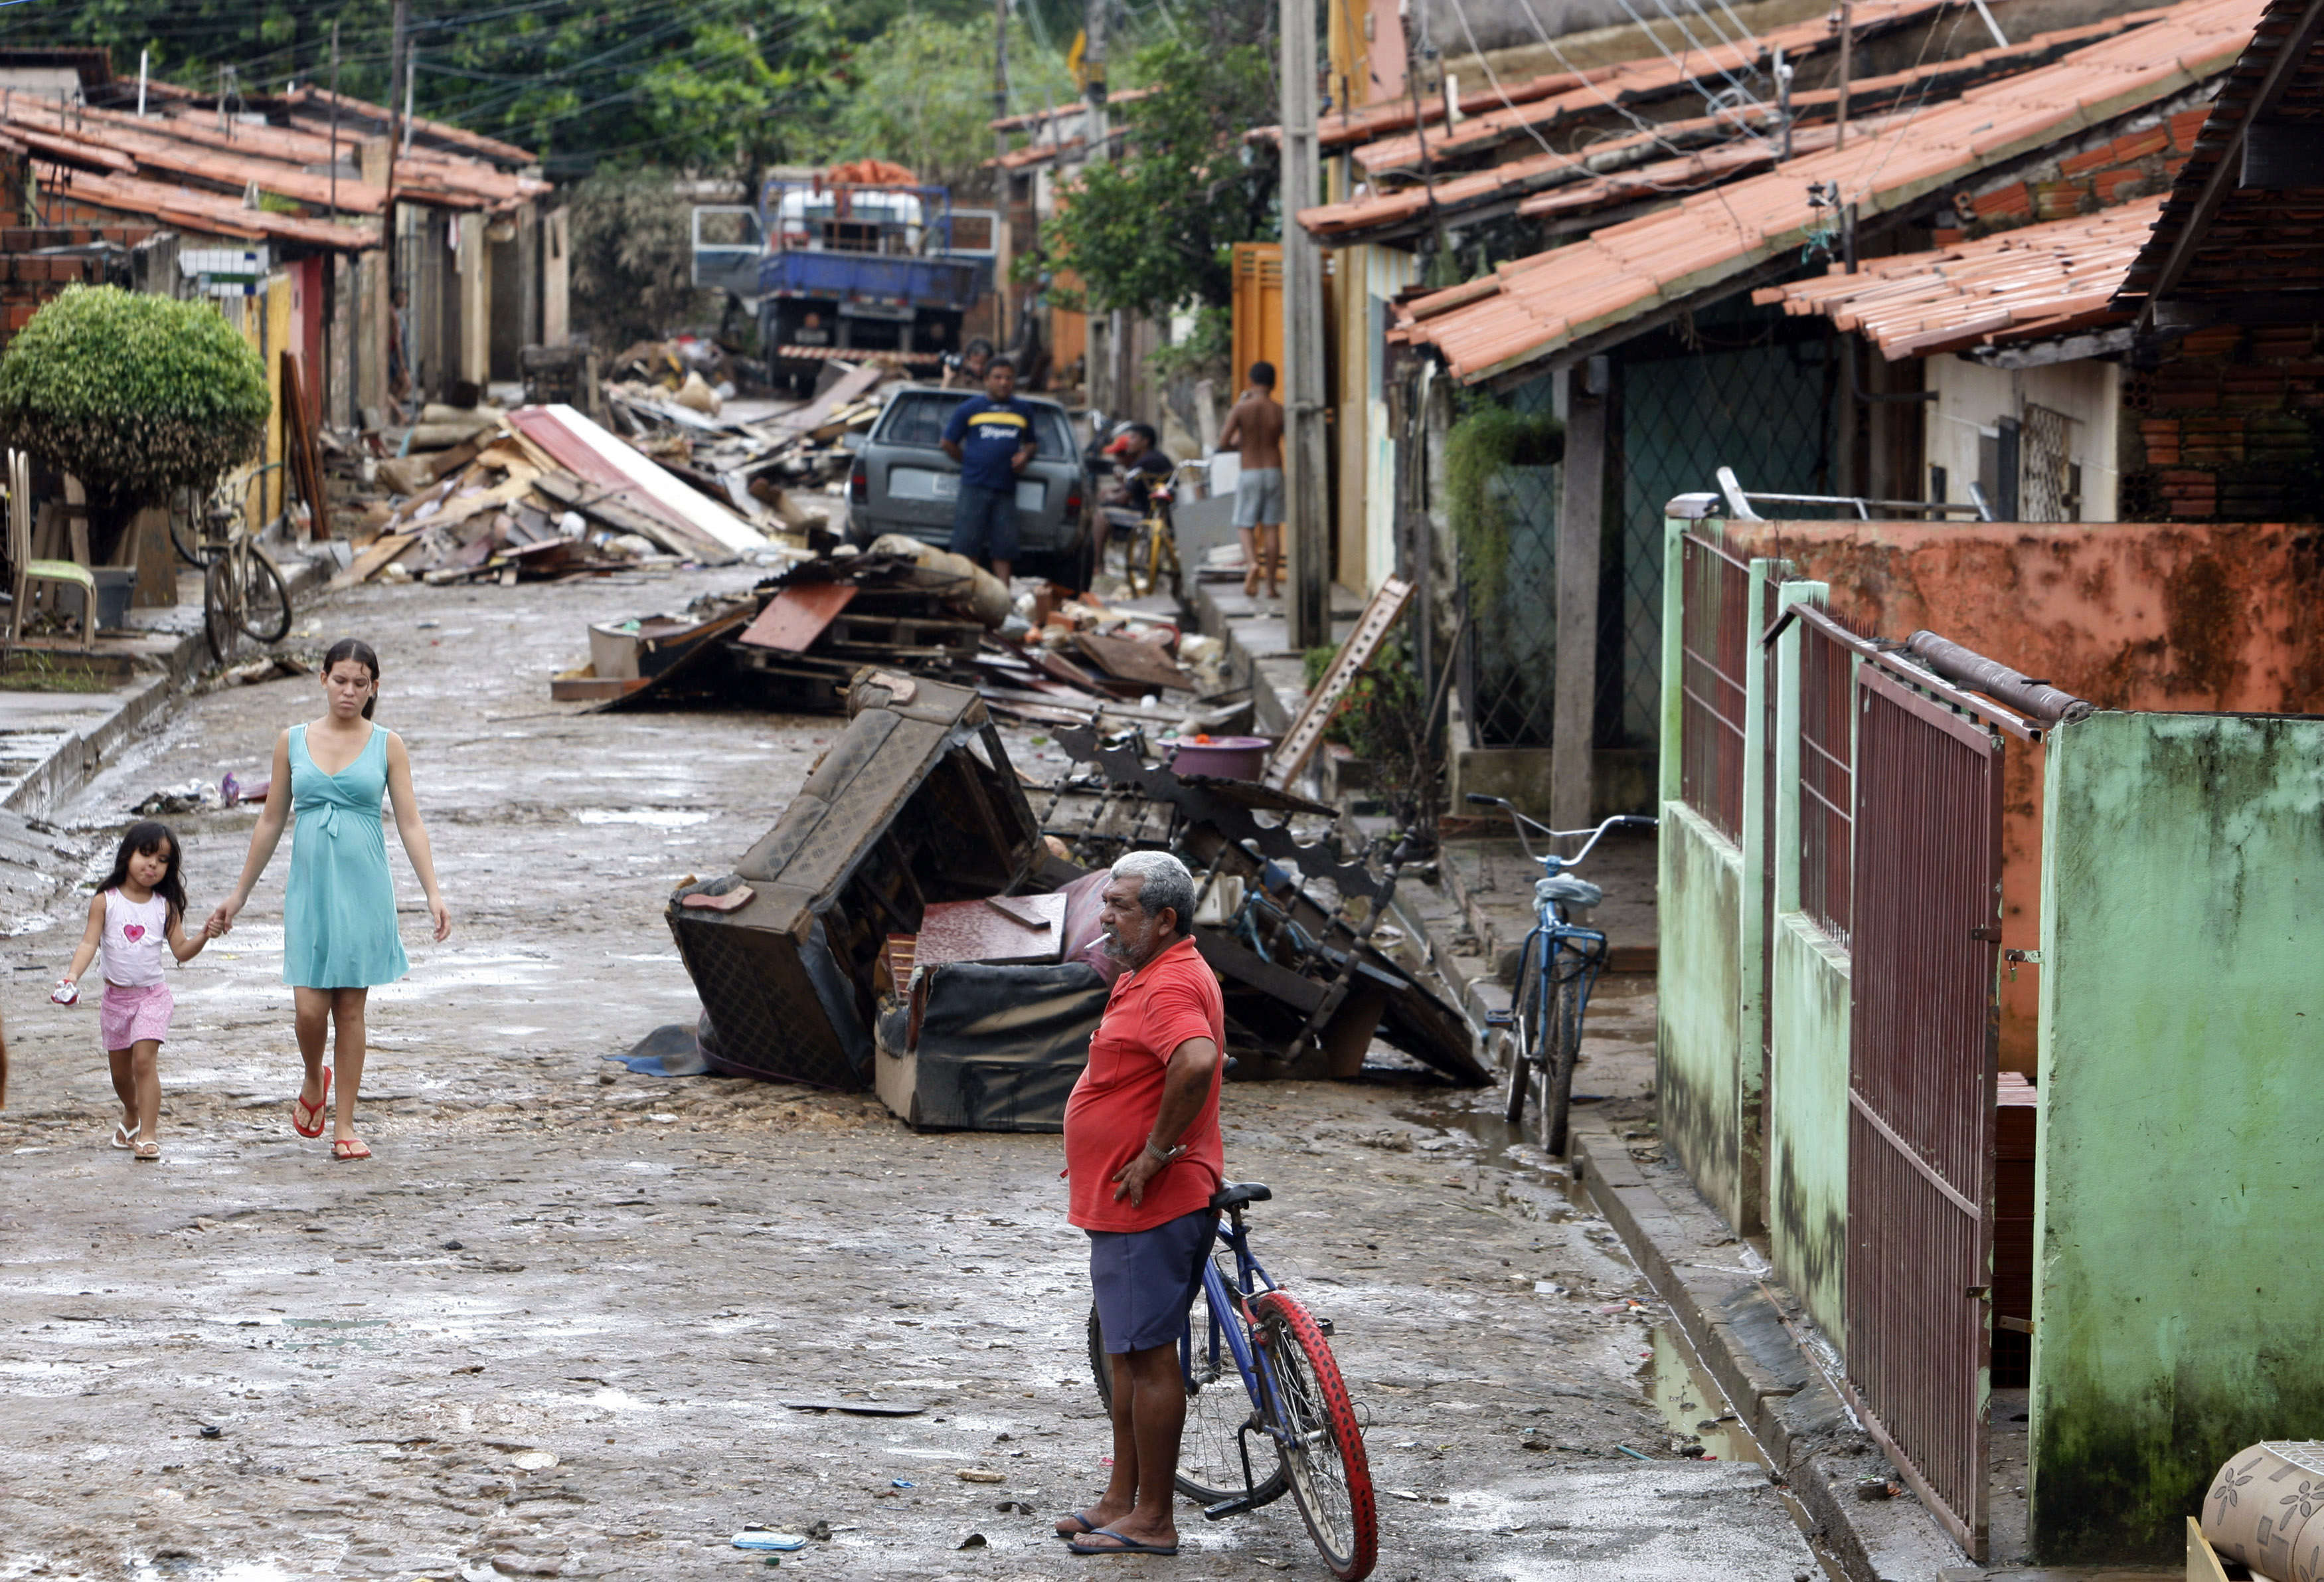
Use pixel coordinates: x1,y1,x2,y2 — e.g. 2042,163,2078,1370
912,894,1068,966
740,582,859,652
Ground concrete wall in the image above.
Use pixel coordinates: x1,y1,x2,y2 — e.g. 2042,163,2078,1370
1766,915,1850,1338
2030,711,2324,1562
1728,517,2324,1075
1656,800,1746,1226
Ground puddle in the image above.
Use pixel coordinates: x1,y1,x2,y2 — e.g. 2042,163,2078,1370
574,808,711,829
1639,1322,1759,1463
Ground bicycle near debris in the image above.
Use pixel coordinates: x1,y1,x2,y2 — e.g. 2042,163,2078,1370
1088,1180,1378,1580
171,461,293,663
1466,795,1657,1156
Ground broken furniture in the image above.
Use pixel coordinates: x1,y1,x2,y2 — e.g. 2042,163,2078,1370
667,670,1044,1090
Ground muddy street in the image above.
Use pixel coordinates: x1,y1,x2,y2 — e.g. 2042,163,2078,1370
0,571,1821,1581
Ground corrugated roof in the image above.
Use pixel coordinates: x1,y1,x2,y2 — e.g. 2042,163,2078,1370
1396,0,2261,383
2114,0,2324,311
1299,9,2163,244
1754,195,2161,355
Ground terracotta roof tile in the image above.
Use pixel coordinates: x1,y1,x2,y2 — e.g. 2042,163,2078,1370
37,165,378,250
1399,0,2257,381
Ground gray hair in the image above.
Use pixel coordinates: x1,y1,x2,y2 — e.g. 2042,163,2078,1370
1111,850,1197,936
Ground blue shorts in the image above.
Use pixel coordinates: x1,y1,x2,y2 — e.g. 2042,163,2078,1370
950,482,1019,563
1088,1206,1217,1354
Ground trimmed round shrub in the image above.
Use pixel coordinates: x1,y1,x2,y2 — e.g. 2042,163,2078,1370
0,284,270,555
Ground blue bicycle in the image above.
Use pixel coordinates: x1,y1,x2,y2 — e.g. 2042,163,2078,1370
1087,1182,1378,1579
1466,796,1657,1155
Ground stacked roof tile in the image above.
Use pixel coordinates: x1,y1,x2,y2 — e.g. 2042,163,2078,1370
1391,0,2261,383
1754,195,2161,355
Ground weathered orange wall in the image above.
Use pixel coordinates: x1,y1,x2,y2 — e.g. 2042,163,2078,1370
1730,520,2324,1072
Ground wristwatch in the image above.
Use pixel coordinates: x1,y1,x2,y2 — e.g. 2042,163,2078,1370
1144,1138,1187,1164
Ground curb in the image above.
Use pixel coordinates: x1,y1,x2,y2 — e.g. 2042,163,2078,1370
1570,1124,1966,1582
1,551,335,820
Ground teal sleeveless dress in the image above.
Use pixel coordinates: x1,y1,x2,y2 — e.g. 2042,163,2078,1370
283,724,409,989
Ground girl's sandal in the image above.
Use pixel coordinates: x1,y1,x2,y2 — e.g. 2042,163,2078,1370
291,1069,333,1138
110,1122,133,1150
332,1137,373,1162
132,1140,159,1162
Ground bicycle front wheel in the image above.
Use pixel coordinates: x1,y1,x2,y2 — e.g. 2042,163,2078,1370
236,544,293,644
1500,945,1543,1128
1540,966,1584,1157
1253,1290,1377,1581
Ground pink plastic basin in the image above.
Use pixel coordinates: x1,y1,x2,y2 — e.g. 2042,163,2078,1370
1169,736,1274,780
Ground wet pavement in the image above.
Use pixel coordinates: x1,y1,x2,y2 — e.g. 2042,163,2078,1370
0,571,1824,1581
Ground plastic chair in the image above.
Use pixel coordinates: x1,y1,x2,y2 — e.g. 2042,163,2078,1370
6,449,94,654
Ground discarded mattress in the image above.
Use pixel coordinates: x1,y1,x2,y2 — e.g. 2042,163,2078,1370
874,961,1108,1132
666,669,1043,1090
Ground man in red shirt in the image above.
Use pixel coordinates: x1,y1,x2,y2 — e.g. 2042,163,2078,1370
1056,851,1225,1559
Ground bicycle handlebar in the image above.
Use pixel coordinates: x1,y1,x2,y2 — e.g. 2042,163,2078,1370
1462,793,1656,869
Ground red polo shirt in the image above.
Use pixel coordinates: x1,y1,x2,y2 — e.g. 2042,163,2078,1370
1062,934,1226,1232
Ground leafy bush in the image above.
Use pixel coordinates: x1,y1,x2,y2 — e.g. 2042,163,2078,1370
566,167,719,349
0,285,269,557
1444,404,1563,608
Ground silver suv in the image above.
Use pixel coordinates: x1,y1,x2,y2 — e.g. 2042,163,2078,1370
845,385,1092,584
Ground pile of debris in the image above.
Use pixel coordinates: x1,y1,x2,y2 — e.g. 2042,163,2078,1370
649,664,1483,1133
341,403,774,588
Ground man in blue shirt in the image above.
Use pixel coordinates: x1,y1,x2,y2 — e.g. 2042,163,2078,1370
941,357,1038,581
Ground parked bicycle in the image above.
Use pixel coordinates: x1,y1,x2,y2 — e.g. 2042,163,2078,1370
1101,459,1201,602
1466,795,1657,1155
171,462,293,662
1088,1180,1378,1580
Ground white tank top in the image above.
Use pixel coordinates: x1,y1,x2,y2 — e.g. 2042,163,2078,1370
101,889,169,988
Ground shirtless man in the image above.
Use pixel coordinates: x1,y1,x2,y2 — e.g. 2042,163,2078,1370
1217,361,1285,598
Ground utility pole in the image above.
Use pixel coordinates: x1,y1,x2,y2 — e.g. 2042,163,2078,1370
327,21,341,224
1282,0,1329,647
994,0,1011,347
1083,0,1113,412
384,0,408,369
1833,0,1853,153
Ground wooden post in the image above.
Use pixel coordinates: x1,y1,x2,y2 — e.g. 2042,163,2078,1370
1552,375,1605,829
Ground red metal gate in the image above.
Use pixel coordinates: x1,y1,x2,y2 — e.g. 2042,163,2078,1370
1843,662,2003,1559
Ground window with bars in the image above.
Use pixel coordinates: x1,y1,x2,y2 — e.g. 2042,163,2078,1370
1678,532,1751,844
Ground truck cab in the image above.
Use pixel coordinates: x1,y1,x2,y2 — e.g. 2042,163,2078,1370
693,175,998,395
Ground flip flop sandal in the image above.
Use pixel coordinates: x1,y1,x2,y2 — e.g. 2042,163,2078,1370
291,1069,333,1138
1067,1527,1179,1557
1053,1509,1104,1538
332,1138,373,1162
110,1123,133,1150
132,1140,159,1162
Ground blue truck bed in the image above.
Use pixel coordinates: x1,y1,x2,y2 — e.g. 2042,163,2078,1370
758,249,991,311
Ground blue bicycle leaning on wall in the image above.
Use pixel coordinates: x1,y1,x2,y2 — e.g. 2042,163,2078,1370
1466,794,1657,1156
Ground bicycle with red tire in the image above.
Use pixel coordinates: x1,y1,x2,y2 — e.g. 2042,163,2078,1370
1088,1180,1378,1579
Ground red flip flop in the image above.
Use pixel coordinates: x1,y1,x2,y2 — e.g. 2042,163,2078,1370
332,1137,372,1162
291,1069,332,1138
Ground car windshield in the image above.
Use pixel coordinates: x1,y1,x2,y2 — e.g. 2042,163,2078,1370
876,391,1074,458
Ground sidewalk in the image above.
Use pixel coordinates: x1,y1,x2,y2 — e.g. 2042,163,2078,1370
0,549,336,818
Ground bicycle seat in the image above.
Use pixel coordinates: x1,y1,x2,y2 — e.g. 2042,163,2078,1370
1211,1182,1272,1211
1537,875,1603,910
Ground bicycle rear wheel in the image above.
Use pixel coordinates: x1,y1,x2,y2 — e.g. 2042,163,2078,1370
1252,1290,1377,1581
202,557,240,663
236,544,293,644
1118,522,1156,598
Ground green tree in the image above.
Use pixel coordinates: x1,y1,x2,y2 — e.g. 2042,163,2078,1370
564,167,718,348
1036,21,1280,318
817,13,1075,198
0,286,270,563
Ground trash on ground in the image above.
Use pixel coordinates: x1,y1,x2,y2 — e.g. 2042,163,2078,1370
779,1397,927,1416
731,1529,809,1551
957,1469,1006,1484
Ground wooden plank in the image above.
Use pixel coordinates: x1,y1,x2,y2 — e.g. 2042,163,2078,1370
550,673,651,702
774,362,888,436
337,530,420,586
1074,630,1195,692
2189,1518,2232,1582
1262,575,1413,791
739,582,859,652
1552,391,1604,828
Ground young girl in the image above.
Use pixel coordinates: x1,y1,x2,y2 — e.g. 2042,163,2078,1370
58,820,219,1162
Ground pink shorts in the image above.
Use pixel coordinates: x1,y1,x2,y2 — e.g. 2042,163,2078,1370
99,982,173,1050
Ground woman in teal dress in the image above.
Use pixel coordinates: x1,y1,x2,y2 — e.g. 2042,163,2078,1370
211,639,450,1160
